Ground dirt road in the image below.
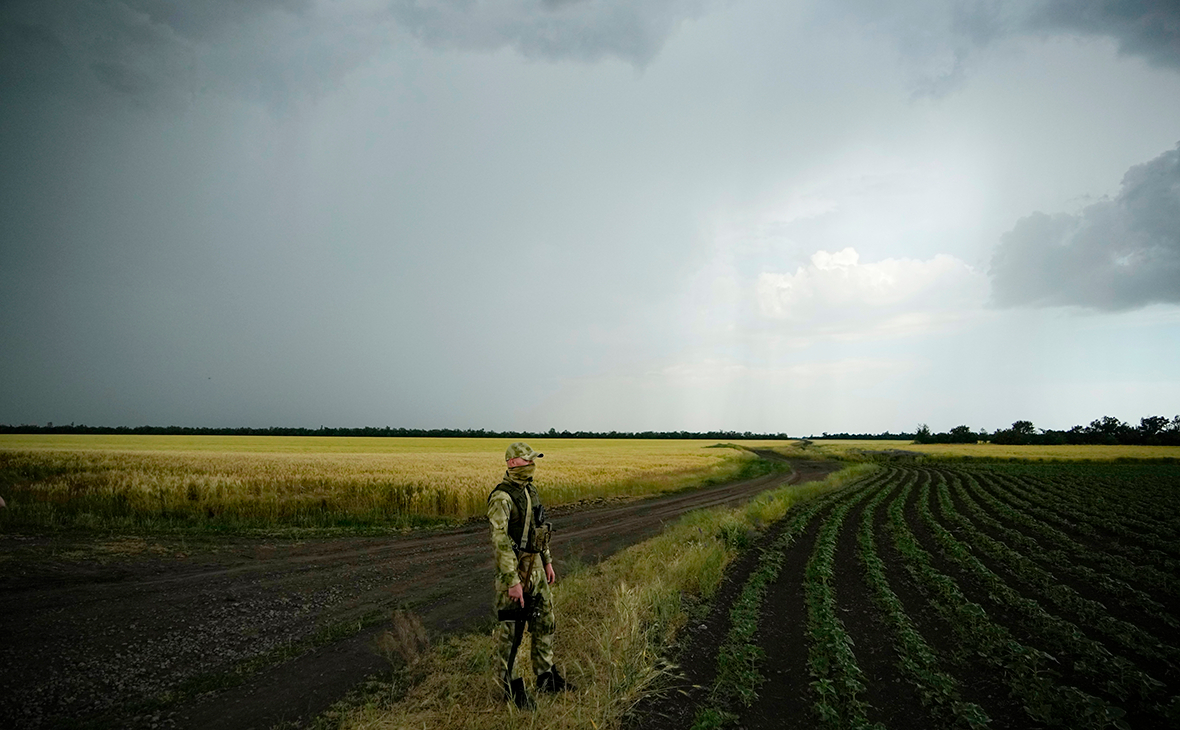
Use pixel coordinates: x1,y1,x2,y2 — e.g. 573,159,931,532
0,456,837,730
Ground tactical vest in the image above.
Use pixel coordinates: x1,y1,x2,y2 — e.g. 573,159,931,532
489,477,545,553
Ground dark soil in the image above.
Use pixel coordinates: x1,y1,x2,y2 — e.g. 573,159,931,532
901,470,1072,714
0,457,840,730
830,491,926,728
976,471,1180,617
738,508,827,730
629,466,1064,730
952,471,1180,641
870,473,1031,730
620,461,842,730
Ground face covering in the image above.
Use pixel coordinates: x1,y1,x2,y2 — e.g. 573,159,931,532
507,463,536,482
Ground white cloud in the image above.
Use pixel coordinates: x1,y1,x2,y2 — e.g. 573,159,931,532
759,247,982,312
755,247,988,340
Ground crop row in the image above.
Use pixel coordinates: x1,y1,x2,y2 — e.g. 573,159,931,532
942,473,1180,663
988,471,1180,569
857,472,990,729
918,472,1167,714
966,472,1180,599
693,461,1180,729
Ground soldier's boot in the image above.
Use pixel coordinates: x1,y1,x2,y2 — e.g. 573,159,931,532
507,677,536,710
536,666,576,693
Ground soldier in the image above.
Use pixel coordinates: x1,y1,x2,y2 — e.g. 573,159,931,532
488,442,575,709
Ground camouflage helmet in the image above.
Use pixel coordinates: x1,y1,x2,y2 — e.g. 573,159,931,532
505,442,544,462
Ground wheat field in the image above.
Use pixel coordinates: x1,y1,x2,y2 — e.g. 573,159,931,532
0,436,779,532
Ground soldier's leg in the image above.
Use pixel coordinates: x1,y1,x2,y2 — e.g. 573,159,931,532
528,576,556,677
493,589,521,687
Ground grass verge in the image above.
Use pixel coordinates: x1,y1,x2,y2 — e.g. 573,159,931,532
325,462,875,730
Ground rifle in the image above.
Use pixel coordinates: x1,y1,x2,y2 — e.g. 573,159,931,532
499,590,543,686
499,498,554,689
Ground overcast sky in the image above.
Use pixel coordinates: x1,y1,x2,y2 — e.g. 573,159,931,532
2,0,1179,435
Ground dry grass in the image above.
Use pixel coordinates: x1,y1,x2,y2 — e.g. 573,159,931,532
767,439,1180,461
377,611,431,669
331,464,875,730
0,436,780,532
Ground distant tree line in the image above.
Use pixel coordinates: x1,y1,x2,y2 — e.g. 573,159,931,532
914,416,1180,446
0,423,793,440
814,431,917,440
913,424,981,444
6,416,1177,445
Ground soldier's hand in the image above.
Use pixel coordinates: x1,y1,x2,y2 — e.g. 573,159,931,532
545,563,556,585
508,581,525,607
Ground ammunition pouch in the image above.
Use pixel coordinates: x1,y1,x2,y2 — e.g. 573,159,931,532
515,553,537,591
532,521,552,554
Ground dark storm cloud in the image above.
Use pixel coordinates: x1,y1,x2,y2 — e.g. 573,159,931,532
2,2,222,103
0,1,190,102
128,0,313,40
387,0,707,66
1030,0,1180,69
990,144,1180,310
0,0,388,107
837,0,1180,97
1,0,706,110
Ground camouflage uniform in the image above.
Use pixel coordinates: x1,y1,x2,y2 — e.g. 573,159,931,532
488,442,562,702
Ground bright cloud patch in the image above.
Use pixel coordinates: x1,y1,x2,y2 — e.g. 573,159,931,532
755,247,987,339
758,247,979,315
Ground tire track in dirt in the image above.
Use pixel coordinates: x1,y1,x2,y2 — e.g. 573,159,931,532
0,454,838,730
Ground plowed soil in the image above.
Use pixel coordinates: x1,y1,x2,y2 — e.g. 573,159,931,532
0,455,839,730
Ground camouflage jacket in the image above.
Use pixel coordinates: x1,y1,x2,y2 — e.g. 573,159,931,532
488,475,551,591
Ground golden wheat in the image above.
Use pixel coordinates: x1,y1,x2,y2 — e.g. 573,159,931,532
0,436,778,530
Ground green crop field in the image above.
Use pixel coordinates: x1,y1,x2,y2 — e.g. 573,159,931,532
781,439,1180,461
0,435,786,533
694,461,1180,729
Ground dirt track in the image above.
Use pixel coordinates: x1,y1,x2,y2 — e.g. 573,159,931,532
0,456,838,730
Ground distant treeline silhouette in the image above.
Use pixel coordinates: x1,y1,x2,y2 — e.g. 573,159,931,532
5,417,1178,445
0,424,792,440
913,416,1180,446
813,431,917,440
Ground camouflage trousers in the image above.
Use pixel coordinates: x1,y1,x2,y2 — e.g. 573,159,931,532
493,558,556,684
